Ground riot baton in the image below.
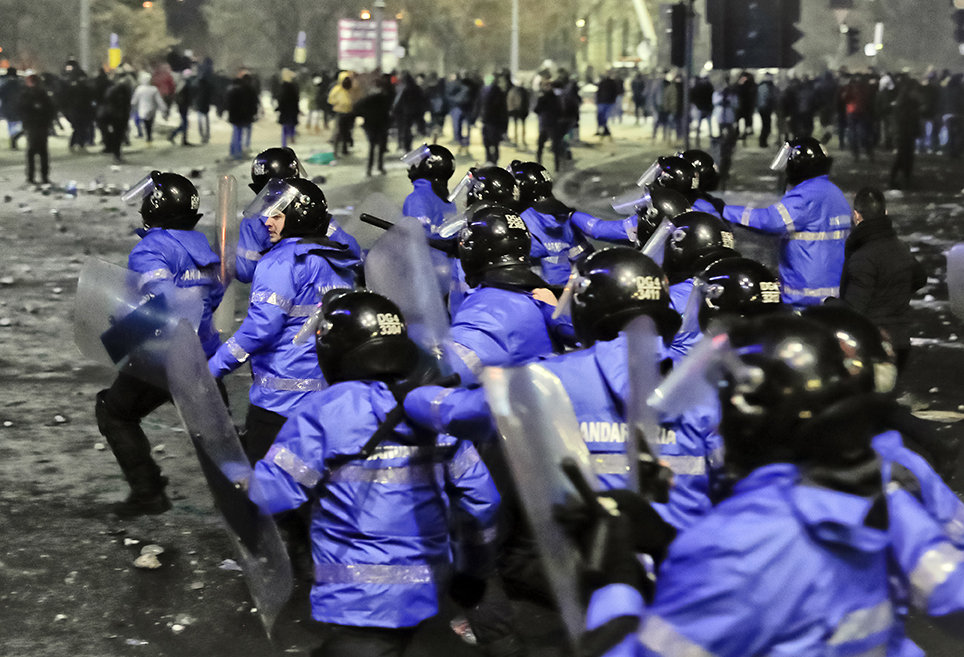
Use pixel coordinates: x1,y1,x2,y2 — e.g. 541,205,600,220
361,213,459,256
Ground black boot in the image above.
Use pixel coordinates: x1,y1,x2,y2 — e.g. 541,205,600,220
95,391,171,517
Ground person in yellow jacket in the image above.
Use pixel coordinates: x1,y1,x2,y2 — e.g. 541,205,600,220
328,71,355,155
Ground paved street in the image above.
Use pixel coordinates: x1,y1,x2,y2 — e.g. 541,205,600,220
2,105,963,656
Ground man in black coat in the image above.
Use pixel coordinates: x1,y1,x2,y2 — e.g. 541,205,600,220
839,187,926,373
21,73,57,184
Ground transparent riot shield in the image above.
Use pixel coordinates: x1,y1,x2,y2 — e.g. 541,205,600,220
73,257,202,387
214,175,240,337
364,216,452,368
481,364,598,648
347,191,405,244
624,316,665,496
648,332,733,418
164,321,293,636
677,278,707,336
947,244,964,321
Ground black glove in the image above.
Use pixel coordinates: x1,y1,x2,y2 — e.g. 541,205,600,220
448,572,487,609
602,489,677,563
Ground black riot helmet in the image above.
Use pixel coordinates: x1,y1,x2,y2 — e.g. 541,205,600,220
571,247,681,346
458,203,543,289
406,144,456,184
245,177,331,239
638,155,700,194
250,147,304,193
662,211,739,285
679,149,719,192
124,171,202,230
464,166,520,209
315,290,420,384
801,304,898,395
695,257,784,332
636,186,691,246
772,137,833,186
717,314,855,475
508,160,554,206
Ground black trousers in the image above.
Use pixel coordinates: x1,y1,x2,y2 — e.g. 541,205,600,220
240,403,288,465
25,129,50,183
311,624,417,657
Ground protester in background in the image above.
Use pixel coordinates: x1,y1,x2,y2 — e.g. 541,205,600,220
1,67,25,149
328,71,355,156
275,68,300,149
20,73,56,185
839,187,926,374
168,69,195,146
353,74,393,176
888,75,922,190
130,71,167,145
534,78,564,172
506,76,530,148
194,57,214,144
392,71,424,154
225,71,259,160
476,71,509,165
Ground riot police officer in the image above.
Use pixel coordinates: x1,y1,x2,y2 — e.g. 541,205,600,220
401,144,457,235
95,171,224,516
250,290,500,657
508,160,594,287
721,137,851,307
448,203,575,383
677,148,725,217
236,147,361,284
209,177,362,463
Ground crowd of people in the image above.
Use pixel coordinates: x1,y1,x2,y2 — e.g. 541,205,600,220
83,103,964,655
2,50,963,193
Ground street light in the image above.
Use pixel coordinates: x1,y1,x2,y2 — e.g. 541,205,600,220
360,9,371,20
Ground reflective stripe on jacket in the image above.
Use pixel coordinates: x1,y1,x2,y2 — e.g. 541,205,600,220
250,380,500,627
129,228,224,357
722,175,851,307
209,237,360,414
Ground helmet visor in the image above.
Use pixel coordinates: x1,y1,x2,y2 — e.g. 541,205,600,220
636,160,662,187
121,171,160,204
640,217,674,265
437,209,469,239
648,332,756,417
769,142,793,171
242,178,300,219
447,171,474,203
400,143,431,166
611,187,650,215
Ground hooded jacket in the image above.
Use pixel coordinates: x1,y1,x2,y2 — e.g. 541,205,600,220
209,237,361,414
588,463,908,657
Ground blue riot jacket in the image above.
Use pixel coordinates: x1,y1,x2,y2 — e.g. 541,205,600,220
406,334,722,530
667,279,702,364
209,237,361,415
521,207,592,287
722,175,850,307
235,215,362,284
587,463,910,657
448,285,575,384
875,431,964,547
403,178,457,235
538,335,721,530
691,196,723,219
570,210,636,245
250,380,500,628
885,482,964,621
129,228,224,357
